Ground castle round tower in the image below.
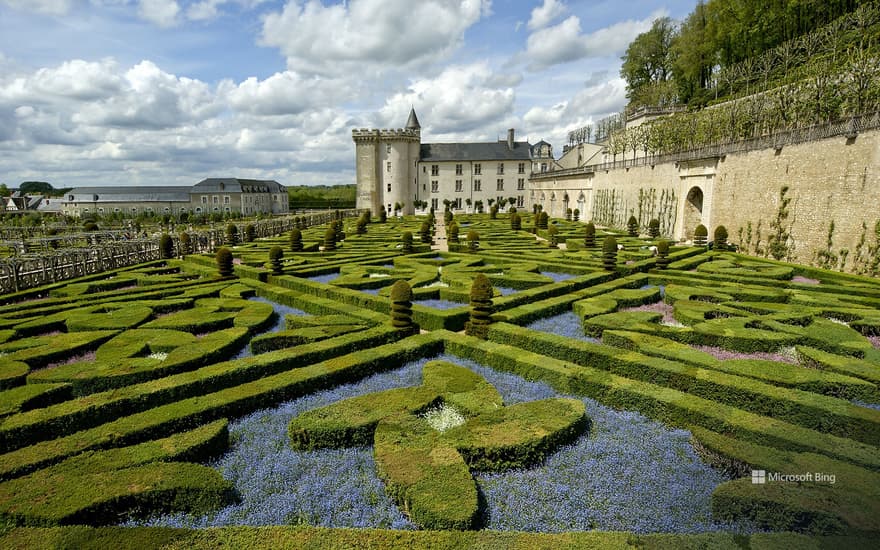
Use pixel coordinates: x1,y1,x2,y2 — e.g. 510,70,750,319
352,108,421,216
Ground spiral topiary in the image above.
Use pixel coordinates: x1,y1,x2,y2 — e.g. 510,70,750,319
245,224,256,243
159,233,174,259
334,219,345,242
467,230,479,252
289,228,303,252
356,218,367,235
465,273,493,339
627,215,639,237
694,224,708,246
548,224,559,247
510,213,521,231
602,235,618,271
269,246,284,275
420,221,432,244
389,280,415,330
216,247,234,277
584,222,596,247
179,232,192,255
537,211,549,230
402,231,414,254
573,208,580,222
656,239,670,269
648,218,660,238
226,224,239,245
714,225,728,250
565,208,572,221
323,226,337,251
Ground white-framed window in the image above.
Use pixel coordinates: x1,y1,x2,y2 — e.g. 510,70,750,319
387,183,392,192
496,179,504,191
455,180,462,192
454,198,462,209
431,181,439,193
517,178,525,190
540,162,548,173
497,163,504,175
517,195,524,207
474,163,481,175
201,196,207,204
386,144,392,154
431,198,439,210
131,207,137,213
474,179,481,191
387,161,392,172
224,196,230,204
518,162,525,174
455,164,463,175
212,196,219,204
431,165,439,176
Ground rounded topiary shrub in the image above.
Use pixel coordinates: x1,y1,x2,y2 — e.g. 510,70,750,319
447,222,459,245
566,208,572,221
694,224,708,246
226,224,239,245
402,231,414,254
465,273,493,339
627,215,639,237
356,218,367,235
714,225,728,250
467,230,479,252
573,208,580,222
548,224,559,247
216,247,234,277
602,235,618,271
159,233,174,259
363,209,371,223
444,210,453,224
648,218,660,238
244,224,256,243
83,221,99,232
584,222,596,247
179,232,192,255
389,280,415,330
323,227,337,251
489,205,498,220
537,212,549,230
420,221,432,244
656,239,670,269
269,246,284,275
379,209,387,223
510,213,521,231
334,219,345,242
289,228,303,252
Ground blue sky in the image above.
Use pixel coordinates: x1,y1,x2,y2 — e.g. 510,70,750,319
0,0,697,188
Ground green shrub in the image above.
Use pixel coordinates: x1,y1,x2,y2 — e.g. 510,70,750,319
537,211,549,230
565,208,572,221
333,219,344,242
83,221,98,232
656,240,670,268
694,224,708,246
510,213,521,231
714,225,729,250
465,274,493,339
419,222,431,244
225,224,239,246
649,218,660,238
447,222,459,245
323,227,336,251
573,208,580,222
159,234,174,259
178,232,192,255
379,209,387,223
401,231,414,254
356,218,367,235
584,222,596,247
244,224,256,243
268,246,284,275
216,247,234,277
289,229,303,252
467,230,479,252
627,215,639,237
602,236,618,271
548,224,559,247
390,280,415,331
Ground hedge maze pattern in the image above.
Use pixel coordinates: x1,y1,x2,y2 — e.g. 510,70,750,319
1,211,879,547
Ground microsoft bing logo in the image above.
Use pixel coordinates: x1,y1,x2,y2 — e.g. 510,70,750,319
751,470,766,484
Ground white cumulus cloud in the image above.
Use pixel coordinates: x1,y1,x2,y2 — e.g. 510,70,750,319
0,0,72,15
138,0,180,28
527,0,566,31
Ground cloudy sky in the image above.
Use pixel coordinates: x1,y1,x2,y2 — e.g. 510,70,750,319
0,0,696,188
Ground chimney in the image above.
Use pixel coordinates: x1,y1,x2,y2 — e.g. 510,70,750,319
507,128,515,150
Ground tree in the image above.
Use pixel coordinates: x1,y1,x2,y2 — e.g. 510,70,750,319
0,184,10,198
19,181,54,194
621,17,677,105
159,234,174,259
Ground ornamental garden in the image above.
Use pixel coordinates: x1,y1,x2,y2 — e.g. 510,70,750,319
0,209,879,548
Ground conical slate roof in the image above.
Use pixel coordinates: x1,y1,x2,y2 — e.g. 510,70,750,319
405,107,421,130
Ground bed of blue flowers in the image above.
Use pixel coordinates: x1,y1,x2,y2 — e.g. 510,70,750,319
127,350,755,534
526,311,600,343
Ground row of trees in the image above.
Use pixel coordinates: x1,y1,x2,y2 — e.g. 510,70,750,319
622,1,876,108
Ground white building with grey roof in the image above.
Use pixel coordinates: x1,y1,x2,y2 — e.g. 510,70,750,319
61,178,288,218
353,109,553,215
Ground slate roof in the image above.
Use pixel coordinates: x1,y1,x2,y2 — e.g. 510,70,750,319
192,178,285,194
64,187,193,203
406,108,421,130
419,141,532,162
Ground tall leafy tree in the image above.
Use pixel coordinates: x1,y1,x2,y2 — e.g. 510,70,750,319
621,17,677,106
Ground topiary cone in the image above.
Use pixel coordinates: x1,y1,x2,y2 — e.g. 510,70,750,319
694,224,708,246
159,233,174,259
216,247,234,277
269,246,284,275
648,218,660,238
627,215,639,237
584,222,596,247
465,273,494,339
290,228,303,252
323,227,336,251
714,225,728,250
656,239,670,269
401,231,414,254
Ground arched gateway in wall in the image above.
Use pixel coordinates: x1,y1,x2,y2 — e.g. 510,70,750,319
682,186,704,240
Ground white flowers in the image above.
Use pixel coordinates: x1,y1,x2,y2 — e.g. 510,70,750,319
148,351,168,361
421,404,466,432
